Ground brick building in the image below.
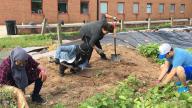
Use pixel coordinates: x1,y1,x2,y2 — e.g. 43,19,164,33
0,0,191,25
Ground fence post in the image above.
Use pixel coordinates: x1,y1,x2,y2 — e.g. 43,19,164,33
41,18,47,35
170,17,174,27
57,23,62,46
147,18,151,30
120,19,124,31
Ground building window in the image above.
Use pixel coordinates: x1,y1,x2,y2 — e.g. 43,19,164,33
100,2,108,14
58,0,68,13
32,0,42,14
159,3,164,13
180,4,185,13
170,4,175,13
133,3,139,14
117,2,124,14
81,1,89,14
146,3,152,13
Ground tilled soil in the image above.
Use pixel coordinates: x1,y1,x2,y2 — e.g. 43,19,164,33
27,44,160,108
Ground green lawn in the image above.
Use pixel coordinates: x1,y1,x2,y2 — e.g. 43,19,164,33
0,31,80,48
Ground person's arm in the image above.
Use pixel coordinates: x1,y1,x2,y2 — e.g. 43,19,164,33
37,65,47,82
157,61,170,82
160,68,177,85
0,58,11,85
104,14,117,20
93,45,104,54
160,56,184,85
89,34,104,54
28,56,47,82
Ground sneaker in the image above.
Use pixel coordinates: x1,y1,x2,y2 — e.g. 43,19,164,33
85,63,91,68
177,86,189,93
32,94,46,104
70,67,80,74
55,58,60,65
176,81,182,86
59,64,66,77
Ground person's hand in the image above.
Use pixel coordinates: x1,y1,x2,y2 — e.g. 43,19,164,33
156,80,161,84
96,48,104,54
113,17,118,21
38,67,47,82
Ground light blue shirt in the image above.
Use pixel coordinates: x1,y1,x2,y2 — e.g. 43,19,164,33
167,48,192,68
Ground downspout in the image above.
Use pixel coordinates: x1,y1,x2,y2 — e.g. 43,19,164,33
97,0,99,20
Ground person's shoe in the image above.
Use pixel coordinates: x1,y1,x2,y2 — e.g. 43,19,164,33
59,64,66,77
55,58,60,65
86,63,92,68
70,67,81,73
176,81,182,86
31,94,47,104
177,86,189,93
70,68,76,74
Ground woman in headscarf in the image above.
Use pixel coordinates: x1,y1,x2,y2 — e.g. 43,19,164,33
0,47,47,104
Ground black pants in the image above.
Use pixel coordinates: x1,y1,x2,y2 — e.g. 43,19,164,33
82,37,106,62
31,78,43,95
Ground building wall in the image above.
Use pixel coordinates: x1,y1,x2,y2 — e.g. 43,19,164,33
0,0,191,25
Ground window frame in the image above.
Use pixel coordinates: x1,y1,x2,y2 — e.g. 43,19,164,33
100,1,108,14
159,3,164,13
117,2,125,14
146,3,152,14
80,1,89,15
31,0,43,14
180,4,185,13
133,2,139,14
58,0,68,14
169,4,175,13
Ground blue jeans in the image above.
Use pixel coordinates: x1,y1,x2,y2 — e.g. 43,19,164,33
55,45,88,69
168,65,192,81
55,45,76,59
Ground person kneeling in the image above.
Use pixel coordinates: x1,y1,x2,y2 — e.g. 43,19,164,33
157,43,192,93
54,43,90,76
0,47,47,104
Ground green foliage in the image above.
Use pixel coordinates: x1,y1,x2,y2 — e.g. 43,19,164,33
137,43,164,64
79,76,192,108
0,88,17,108
53,103,66,108
0,35,52,48
0,31,80,48
79,76,142,108
123,23,171,31
151,23,171,30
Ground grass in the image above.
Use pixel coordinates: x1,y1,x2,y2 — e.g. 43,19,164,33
0,35,52,48
0,31,80,49
122,22,171,31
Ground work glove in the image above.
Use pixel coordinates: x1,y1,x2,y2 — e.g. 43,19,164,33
113,17,118,21
96,48,104,55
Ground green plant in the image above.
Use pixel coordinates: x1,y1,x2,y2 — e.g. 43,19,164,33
137,43,165,64
0,35,52,48
0,31,80,49
0,88,17,108
53,103,66,108
79,76,192,108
